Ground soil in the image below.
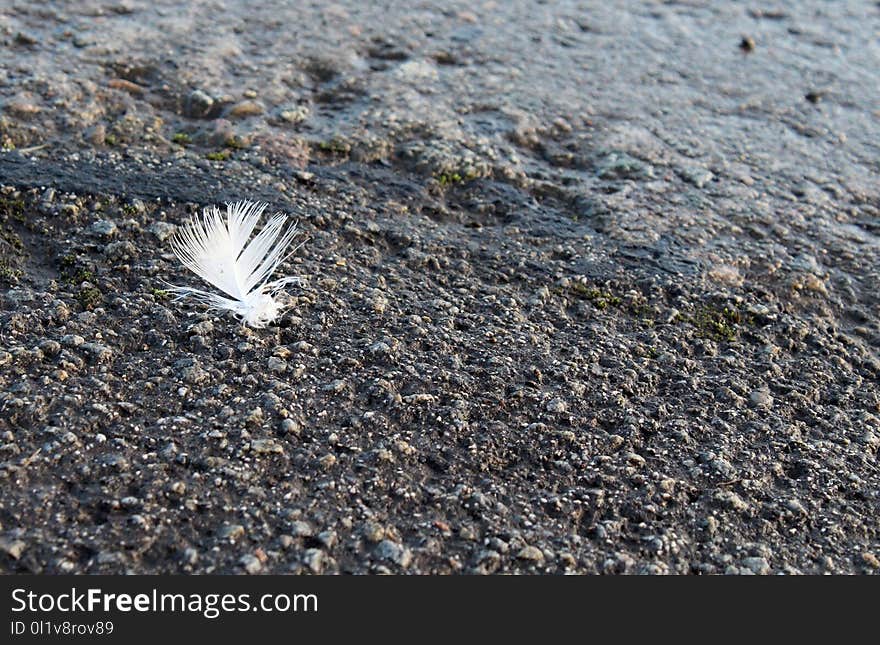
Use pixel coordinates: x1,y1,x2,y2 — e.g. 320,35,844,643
0,1,878,574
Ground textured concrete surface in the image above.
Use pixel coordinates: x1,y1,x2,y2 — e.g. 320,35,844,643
0,1,878,574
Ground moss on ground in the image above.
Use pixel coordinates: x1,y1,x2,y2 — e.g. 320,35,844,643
688,305,742,342
77,286,103,309
0,259,23,283
150,287,170,301
561,281,623,310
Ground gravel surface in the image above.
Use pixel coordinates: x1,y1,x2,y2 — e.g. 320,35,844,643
0,1,878,574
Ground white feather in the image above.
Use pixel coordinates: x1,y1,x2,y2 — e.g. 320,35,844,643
167,200,300,327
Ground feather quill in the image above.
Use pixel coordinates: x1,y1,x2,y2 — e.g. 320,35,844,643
167,200,300,327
